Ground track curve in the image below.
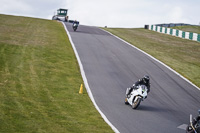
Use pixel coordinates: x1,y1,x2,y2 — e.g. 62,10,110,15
64,22,200,133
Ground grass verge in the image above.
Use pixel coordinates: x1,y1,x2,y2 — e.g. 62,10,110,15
103,28,200,88
0,14,113,133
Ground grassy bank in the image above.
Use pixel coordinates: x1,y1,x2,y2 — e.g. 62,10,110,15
171,25,200,34
0,14,113,133
103,28,200,88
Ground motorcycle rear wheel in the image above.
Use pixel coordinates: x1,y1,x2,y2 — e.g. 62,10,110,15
125,98,129,105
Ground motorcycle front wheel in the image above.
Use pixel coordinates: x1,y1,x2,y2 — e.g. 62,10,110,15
132,97,141,109
186,125,196,133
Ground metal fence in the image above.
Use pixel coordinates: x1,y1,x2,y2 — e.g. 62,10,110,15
154,23,193,28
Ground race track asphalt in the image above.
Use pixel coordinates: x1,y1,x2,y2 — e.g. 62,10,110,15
64,22,200,133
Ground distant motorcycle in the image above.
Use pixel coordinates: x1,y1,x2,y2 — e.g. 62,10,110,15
186,110,200,133
125,85,148,109
72,23,78,31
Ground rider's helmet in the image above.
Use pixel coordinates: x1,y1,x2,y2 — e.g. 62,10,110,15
142,75,150,83
198,109,200,115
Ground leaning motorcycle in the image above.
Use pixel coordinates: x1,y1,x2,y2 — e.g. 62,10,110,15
125,85,147,109
72,23,78,31
186,110,200,133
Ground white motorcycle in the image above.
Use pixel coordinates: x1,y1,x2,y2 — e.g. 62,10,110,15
125,85,148,109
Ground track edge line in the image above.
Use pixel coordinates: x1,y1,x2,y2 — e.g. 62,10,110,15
101,28,200,91
62,22,120,133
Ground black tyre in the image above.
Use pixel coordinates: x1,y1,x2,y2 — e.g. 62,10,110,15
186,125,193,133
125,98,129,105
132,97,141,109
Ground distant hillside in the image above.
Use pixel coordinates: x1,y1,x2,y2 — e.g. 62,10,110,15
171,25,200,34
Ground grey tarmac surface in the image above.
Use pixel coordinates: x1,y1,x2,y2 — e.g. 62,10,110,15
64,22,200,133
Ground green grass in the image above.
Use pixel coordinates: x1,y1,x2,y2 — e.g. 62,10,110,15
171,25,200,34
103,28,200,88
0,14,113,133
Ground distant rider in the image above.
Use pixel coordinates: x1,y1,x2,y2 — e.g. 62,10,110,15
73,20,79,27
126,75,150,97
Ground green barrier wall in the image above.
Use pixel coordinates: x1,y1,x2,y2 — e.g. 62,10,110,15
149,25,199,42
170,29,173,35
165,28,167,34
189,32,193,40
176,30,179,36
198,34,200,42
182,32,185,38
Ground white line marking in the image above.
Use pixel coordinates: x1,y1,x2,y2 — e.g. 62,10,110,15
101,28,200,91
62,22,120,133
177,124,187,130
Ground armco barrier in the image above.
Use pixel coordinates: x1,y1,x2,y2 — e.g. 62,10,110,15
148,25,200,42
